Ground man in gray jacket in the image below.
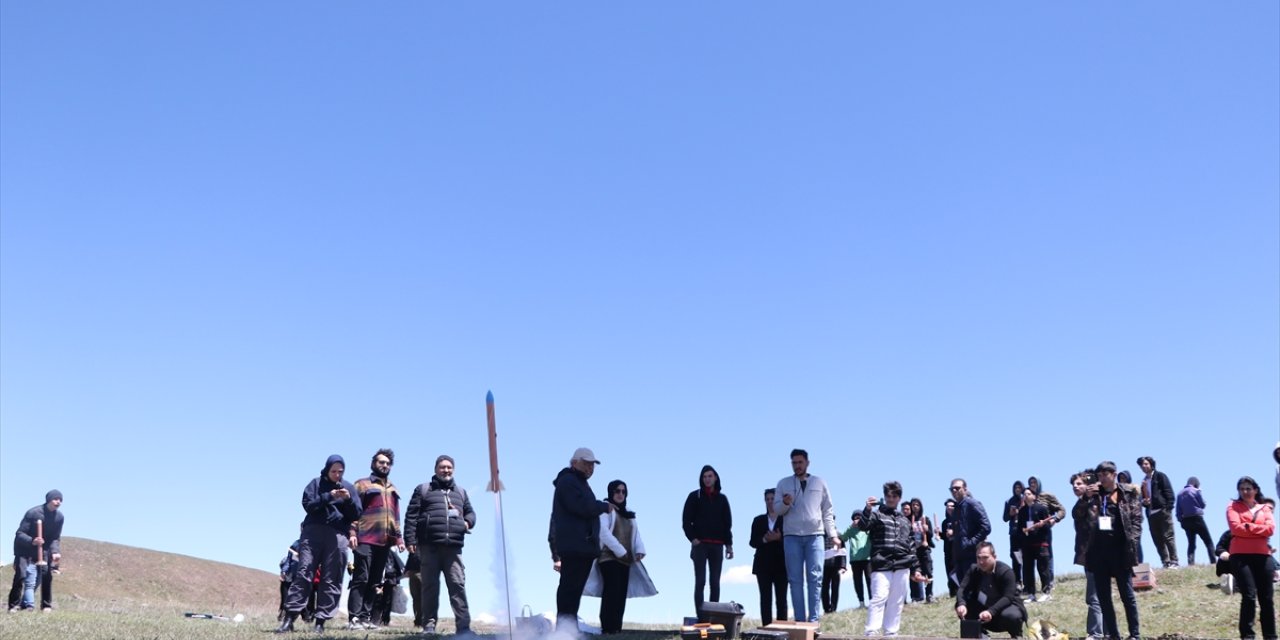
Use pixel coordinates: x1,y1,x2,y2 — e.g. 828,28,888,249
773,449,839,622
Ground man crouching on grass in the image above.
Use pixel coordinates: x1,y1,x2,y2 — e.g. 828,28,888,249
955,542,1026,638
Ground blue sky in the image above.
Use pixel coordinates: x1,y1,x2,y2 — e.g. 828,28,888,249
2,0,1277,626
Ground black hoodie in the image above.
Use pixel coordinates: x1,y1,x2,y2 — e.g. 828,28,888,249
301,454,364,533
683,465,733,545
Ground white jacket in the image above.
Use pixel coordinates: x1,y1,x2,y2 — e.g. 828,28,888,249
599,510,646,559
583,511,658,598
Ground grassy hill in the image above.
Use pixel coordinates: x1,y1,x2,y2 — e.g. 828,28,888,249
0,538,1251,638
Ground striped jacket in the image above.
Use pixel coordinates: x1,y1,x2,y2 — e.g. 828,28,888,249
857,504,919,573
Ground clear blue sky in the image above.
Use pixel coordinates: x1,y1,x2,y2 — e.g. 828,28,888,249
2,1,1277,626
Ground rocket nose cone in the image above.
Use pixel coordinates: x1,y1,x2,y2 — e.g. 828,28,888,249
486,390,494,403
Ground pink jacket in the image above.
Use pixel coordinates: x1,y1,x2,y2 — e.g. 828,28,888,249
1227,500,1275,555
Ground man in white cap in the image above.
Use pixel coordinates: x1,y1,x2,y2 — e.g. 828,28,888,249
551,447,614,632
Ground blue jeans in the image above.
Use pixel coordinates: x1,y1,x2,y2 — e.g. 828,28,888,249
1083,570,1103,638
783,535,824,622
21,564,37,609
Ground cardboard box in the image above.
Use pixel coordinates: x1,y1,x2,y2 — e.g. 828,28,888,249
762,621,821,640
1133,563,1156,590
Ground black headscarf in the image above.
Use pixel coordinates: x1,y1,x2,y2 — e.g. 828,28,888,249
608,479,636,519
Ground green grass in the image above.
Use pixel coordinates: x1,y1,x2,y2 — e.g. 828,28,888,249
0,539,1251,639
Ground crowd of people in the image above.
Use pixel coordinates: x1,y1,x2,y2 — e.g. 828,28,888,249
259,443,1278,639
5,441,1275,639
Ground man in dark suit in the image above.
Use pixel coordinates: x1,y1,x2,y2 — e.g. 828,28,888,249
955,542,1026,638
750,488,788,625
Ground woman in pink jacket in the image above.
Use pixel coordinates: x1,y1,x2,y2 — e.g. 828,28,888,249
1226,476,1275,640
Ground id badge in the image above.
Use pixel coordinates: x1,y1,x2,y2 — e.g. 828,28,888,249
1026,520,1034,529
448,508,460,518
1098,516,1113,531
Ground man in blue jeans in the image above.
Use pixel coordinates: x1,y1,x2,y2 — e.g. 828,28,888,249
773,449,839,622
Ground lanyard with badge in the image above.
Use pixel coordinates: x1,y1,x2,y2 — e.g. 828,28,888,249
1097,492,1114,532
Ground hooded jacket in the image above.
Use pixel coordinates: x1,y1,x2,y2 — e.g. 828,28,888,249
682,466,733,545
301,455,364,533
404,475,475,548
551,466,610,556
12,504,64,561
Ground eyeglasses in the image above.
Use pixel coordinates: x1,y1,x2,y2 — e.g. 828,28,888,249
949,486,964,492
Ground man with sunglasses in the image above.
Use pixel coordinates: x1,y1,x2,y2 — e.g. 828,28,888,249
345,449,405,629
949,479,991,587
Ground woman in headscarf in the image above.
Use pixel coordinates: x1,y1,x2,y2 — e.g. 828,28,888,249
591,479,656,633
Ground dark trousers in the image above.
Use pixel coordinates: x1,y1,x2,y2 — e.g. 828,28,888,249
1094,564,1140,639
421,544,469,630
285,525,347,621
557,553,595,631
1009,535,1023,586
962,603,1025,638
1233,553,1277,640
941,549,958,597
599,560,631,634
6,557,53,610
850,560,872,603
1021,544,1052,595
1147,509,1179,567
1179,515,1215,565
915,547,934,601
408,570,423,627
691,542,724,617
821,560,841,612
348,543,391,622
756,570,788,625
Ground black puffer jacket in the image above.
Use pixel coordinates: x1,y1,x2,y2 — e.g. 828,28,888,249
404,476,475,548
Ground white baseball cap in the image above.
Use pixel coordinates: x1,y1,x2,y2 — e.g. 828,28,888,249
572,447,601,464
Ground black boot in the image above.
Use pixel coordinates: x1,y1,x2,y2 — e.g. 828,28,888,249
275,612,298,633
313,618,326,633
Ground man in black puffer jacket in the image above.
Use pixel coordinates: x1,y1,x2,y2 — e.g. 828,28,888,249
404,455,476,635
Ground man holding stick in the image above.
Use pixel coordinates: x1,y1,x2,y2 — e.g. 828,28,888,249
7,490,65,613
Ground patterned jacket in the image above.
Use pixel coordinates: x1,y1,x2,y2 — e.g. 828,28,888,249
857,503,919,573
349,475,404,547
